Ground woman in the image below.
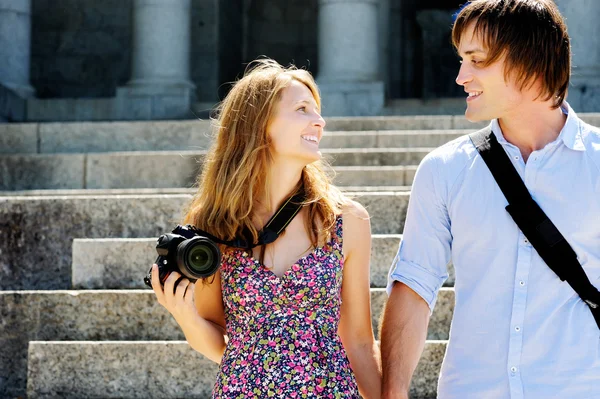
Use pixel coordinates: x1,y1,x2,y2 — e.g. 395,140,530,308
151,58,381,398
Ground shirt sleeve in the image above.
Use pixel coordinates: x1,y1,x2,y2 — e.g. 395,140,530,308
386,152,452,312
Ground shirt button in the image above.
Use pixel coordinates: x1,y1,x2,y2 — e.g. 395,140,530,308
519,281,525,286
524,238,529,244
511,366,518,373
515,326,521,332
514,156,519,160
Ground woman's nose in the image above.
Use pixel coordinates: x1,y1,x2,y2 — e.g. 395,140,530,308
313,112,326,128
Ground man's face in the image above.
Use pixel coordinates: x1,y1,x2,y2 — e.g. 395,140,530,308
455,22,525,122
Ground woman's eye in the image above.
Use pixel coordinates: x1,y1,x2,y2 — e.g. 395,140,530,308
297,106,306,112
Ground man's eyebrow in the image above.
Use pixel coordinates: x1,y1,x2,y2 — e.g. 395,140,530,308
460,48,487,56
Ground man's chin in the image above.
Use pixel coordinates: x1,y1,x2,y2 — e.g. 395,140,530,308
464,109,488,123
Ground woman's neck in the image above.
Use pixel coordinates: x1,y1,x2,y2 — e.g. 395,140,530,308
255,162,304,224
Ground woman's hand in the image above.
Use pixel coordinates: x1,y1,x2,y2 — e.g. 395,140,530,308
149,264,228,363
150,264,198,325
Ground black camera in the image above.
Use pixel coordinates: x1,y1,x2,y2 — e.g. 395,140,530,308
143,225,222,288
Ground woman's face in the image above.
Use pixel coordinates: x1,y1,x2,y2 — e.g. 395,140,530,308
267,80,326,166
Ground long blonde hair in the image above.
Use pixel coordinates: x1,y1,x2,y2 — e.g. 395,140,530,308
183,58,347,249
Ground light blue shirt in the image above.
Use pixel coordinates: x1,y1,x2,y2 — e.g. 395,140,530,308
387,103,600,399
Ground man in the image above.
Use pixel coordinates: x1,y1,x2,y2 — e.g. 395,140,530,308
381,1,600,398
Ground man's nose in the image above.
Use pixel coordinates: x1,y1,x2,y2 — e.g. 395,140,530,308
455,63,472,86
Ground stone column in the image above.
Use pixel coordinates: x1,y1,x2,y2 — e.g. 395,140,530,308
557,0,600,111
0,0,35,97
317,0,384,116
117,0,195,119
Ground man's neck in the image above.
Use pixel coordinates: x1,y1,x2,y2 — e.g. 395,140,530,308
497,104,567,162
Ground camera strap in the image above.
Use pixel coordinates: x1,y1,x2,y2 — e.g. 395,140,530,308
187,188,307,250
469,126,600,330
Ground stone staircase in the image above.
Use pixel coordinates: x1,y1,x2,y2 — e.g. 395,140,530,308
3,113,599,398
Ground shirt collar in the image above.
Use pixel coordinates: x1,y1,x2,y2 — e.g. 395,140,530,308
490,101,585,151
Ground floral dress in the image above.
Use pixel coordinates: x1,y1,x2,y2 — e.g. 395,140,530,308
213,215,360,398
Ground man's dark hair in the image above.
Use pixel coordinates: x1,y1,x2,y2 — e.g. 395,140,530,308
452,0,570,108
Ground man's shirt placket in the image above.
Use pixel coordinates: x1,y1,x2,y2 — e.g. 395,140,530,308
505,146,535,399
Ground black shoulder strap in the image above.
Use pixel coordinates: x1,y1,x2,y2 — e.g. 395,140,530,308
256,187,306,245
470,127,600,329
187,187,306,250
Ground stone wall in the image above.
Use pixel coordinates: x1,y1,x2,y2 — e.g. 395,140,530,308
31,0,132,98
245,0,319,75
30,0,219,102
193,0,219,102
387,0,464,99
217,0,243,100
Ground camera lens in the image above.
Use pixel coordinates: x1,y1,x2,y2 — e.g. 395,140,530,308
187,245,214,271
176,236,221,279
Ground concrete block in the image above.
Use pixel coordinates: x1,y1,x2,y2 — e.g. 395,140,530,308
26,98,115,122
0,192,409,290
5,149,426,190
0,123,38,154
0,83,26,121
320,131,378,148
333,165,414,186
114,96,152,120
72,238,156,289
579,113,600,127
324,148,431,166
0,194,190,290
71,235,406,290
376,130,467,148
39,120,213,153
27,341,218,399
29,121,467,154
71,233,456,291
85,151,202,189
411,341,446,399
0,153,85,190
350,191,410,234
26,340,446,398
2,288,452,397
325,115,454,131
318,81,385,117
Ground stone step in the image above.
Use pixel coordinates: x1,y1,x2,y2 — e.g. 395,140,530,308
72,236,455,290
6,113,600,155
3,119,470,154
3,289,453,398
0,192,410,290
0,288,453,343
0,149,426,190
324,113,600,131
26,340,446,398
2,117,476,155
0,185,413,197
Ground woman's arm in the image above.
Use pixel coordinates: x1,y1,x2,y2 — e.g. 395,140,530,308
151,264,227,363
338,201,382,399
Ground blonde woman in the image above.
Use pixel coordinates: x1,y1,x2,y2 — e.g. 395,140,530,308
151,59,381,398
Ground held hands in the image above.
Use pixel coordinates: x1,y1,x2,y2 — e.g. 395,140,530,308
150,264,198,324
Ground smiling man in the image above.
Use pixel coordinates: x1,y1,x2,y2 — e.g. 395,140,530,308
381,1,600,398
